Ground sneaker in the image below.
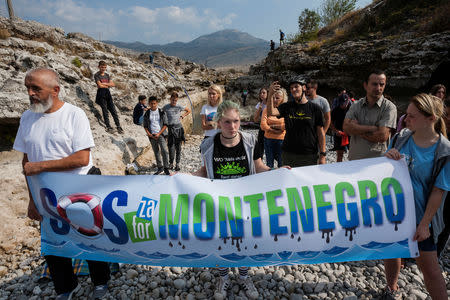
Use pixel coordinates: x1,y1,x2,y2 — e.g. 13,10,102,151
242,277,259,299
380,286,400,300
117,127,124,134
92,284,108,300
164,168,170,175
106,127,115,133
175,165,181,171
56,283,80,300
154,167,163,175
214,276,230,299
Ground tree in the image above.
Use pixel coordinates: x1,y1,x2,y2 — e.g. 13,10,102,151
320,0,357,26
298,9,321,36
6,0,15,19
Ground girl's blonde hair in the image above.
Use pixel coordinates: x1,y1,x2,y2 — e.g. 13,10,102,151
214,100,240,122
208,85,223,106
273,88,288,104
410,93,447,138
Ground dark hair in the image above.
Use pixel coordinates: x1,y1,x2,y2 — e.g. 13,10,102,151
149,96,158,102
430,84,446,97
98,60,107,66
364,69,386,83
337,87,346,93
347,90,354,99
138,95,146,101
306,79,318,89
170,92,179,98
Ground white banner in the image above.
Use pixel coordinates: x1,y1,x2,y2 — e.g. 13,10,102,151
28,157,418,267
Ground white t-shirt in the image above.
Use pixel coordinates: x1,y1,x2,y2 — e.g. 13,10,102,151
200,104,219,137
149,109,161,134
13,102,94,174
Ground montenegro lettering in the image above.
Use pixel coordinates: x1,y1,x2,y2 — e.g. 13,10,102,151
28,157,419,267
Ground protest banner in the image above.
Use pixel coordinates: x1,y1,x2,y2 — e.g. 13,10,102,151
27,157,418,267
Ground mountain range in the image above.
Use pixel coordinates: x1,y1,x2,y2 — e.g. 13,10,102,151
105,29,270,68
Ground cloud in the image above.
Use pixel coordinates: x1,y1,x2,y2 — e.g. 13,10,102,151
128,6,236,29
15,0,118,39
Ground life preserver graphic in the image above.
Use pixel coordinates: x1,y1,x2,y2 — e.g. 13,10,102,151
57,193,103,237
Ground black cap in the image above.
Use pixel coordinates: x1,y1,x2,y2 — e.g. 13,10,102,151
289,75,306,86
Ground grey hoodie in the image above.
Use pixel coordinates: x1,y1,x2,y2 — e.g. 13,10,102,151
200,131,257,179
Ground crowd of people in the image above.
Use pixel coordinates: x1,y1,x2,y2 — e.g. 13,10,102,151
13,64,450,300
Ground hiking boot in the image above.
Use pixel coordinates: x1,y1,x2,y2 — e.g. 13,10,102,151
92,284,108,300
379,286,400,300
117,127,124,134
106,127,115,133
242,277,259,299
56,283,80,300
154,167,163,175
175,165,181,171
214,276,230,300
164,168,170,175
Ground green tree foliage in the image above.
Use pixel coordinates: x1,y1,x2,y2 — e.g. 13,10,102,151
297,8,321,42
298,9,321,35
320,0,357,26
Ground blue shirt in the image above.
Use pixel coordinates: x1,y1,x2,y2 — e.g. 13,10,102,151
390,137,450,224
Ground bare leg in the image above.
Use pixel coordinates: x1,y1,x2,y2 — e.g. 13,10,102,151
383,258,401,291
336,150,344,162
415,250,447,299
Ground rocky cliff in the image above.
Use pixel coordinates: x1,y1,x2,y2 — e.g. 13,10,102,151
227,0,450,106
0,17,240,174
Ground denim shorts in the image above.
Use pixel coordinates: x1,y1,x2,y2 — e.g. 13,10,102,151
418,235,437,252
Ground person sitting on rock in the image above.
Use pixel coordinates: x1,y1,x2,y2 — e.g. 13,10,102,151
163,92,191,171
143,96,170,175
94,60,124,134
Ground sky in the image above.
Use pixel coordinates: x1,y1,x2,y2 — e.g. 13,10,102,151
1,0,373,44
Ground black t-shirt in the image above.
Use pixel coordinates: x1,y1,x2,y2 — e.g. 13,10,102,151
331,105,350,131
212,134,251,179
277,101,324,154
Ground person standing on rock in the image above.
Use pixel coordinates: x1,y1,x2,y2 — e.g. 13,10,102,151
330,93,351,162
343,69,397,161
163,92,191,171
253,87,268,159
306,78,331,133
201,85,222,140
143,96,170,175
133,95,148,126
267,76,326,167
193,100,279,300
381,93,449,300
260,88,287,168
279,29,285,46
94,60,124,134
13,68,110,300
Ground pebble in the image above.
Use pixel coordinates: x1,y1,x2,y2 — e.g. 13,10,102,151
126,269,139,280
173,278,186,290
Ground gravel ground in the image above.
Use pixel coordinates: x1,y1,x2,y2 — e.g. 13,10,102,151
1,130,449,300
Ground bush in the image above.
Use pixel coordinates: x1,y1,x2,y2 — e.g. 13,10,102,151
0,28,11,39
71,57,82,68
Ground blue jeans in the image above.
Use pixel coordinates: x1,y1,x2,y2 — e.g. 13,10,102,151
264,137,283,168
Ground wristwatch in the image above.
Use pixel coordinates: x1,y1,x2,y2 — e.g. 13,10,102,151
319,151,327,156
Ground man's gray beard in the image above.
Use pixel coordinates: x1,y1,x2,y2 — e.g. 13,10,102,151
30,95,53,113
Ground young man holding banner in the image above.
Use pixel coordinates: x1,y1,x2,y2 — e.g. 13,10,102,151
14,68,110,300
